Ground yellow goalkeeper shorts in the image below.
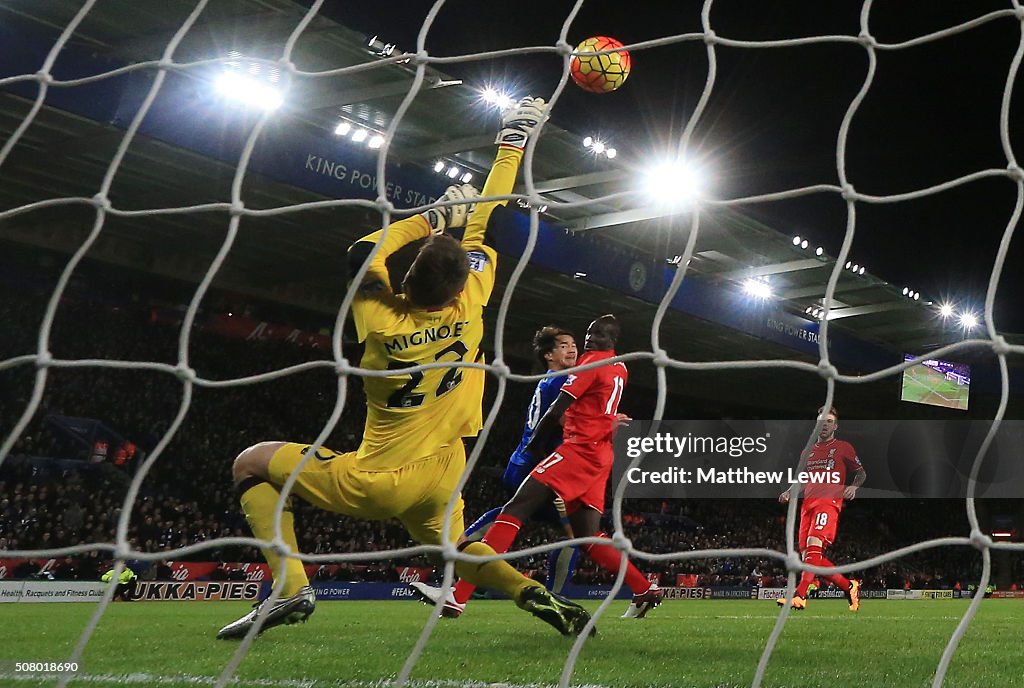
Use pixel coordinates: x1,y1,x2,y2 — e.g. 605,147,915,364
267,441,467,546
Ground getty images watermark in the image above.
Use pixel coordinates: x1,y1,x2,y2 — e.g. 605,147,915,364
622,431,839,487
612,420,1024,499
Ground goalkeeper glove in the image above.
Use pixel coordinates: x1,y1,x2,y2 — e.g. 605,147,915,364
494,96,547,149
422,183,479,234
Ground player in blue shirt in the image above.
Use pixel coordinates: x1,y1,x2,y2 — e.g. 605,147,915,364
411,326,579,615
501,328,576,497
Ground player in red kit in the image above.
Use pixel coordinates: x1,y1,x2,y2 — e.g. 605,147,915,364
777,406,866,611
476,314,662,620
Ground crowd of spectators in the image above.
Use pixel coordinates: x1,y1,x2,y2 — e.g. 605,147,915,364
0,281,1008,590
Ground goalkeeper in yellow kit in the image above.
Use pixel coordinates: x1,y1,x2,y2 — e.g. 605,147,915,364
218,97,592,639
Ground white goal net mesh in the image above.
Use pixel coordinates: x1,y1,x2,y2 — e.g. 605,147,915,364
2,1,1024,687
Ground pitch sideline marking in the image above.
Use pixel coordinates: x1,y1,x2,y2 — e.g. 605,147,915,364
712,614,964,621
0,674,612,688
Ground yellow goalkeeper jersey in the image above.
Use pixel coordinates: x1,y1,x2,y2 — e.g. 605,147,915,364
350,145,521,469
352,242,495,468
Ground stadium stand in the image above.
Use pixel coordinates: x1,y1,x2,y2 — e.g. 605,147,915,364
0,267,999,592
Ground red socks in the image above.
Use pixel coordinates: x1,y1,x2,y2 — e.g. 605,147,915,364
468,520,653,602
797,545,851,597
482,514,523,555
452,577,476,605
454,514,526,604
583,532,652,595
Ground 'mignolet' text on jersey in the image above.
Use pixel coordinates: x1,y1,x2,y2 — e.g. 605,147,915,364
383,320,470,355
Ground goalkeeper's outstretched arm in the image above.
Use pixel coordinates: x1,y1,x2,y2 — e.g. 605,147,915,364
461,97,547,252
345,96,545,294
346,217,431,296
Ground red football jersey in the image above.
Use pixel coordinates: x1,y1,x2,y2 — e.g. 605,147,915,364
801,438,862,504
560,349,628,447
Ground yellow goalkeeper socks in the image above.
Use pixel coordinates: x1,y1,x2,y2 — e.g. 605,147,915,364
454,541,541,603
239,480,309,597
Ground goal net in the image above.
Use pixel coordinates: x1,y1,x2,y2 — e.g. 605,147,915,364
1,2,1022,687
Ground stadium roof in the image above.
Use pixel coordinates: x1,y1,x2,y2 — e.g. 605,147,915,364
0,0,1016,412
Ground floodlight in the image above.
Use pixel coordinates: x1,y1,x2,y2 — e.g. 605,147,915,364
214,72,282,111
939,303,954,318
368,135,384,149
606,148,617,159
433,160,445,173
742,278,772,299
460,172,473,183
352,129,368,142
334,122,351,136
643,159,704,205
446,166,460,178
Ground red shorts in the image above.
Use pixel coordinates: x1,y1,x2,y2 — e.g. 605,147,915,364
798,500,842,549
529,441,613,513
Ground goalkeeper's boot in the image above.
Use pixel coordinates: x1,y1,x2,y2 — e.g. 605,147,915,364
775,595,807,610
216,585,316,639
422,184,479,233
846,579,861,612
517,584,592,636
409,581,464,618
621,584,663,619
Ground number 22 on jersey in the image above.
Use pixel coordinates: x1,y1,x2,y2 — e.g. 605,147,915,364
386,339,469,408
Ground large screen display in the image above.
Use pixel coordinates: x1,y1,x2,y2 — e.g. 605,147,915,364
901,354,970,410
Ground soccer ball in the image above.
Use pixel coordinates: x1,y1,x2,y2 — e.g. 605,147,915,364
570,36,631,93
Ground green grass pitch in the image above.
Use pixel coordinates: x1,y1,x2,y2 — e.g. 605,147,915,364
1,599,1021,687
902,365,969,410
